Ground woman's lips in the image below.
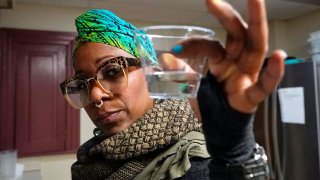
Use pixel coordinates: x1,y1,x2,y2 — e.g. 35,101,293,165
96,110,121,124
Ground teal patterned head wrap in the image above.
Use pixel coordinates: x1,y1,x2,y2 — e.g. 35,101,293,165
73,9,157,65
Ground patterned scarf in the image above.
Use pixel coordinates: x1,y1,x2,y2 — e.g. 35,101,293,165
71,99,204,180
73,9,158,65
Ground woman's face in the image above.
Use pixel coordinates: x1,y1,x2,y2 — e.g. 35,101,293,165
73,43,153,137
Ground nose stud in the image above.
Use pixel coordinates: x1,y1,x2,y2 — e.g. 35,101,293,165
95,100,103,109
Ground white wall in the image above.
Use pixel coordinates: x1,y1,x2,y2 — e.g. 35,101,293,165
286,10,320,58
0,3,81,32
1,2,320,180
268,10,320,59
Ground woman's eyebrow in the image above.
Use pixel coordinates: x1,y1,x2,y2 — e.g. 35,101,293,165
95,55,115,65
73,55,116,76
74,71,84,77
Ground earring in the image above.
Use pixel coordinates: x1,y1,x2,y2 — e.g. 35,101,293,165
95,100,103,108
93,128,103,137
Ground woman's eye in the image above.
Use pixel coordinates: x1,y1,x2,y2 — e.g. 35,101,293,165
101,65,123,79
66,80,86,94
76,82,86,89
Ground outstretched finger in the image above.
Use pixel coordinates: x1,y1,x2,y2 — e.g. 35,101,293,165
171,38,225,62
246,50,286,105
238,0,268,74
205,0,247,40
171,38,230,77
206,0,247,62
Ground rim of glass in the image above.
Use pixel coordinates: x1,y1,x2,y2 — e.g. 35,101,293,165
138,25,215,38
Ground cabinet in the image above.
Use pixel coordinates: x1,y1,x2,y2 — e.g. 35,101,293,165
0,28,79,157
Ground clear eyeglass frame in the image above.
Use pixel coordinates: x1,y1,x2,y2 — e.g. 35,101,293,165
60,56,141,109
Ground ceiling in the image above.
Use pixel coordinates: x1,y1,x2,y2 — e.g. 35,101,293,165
15,0,320,27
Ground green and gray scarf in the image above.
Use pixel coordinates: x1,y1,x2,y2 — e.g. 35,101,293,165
71,99,210,180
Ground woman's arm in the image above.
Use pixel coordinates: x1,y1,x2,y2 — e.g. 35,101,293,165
198,73,268,179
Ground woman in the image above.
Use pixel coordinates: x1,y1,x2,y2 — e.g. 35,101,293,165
60,0,286,179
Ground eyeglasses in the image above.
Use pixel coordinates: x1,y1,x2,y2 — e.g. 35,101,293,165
60,56,141,109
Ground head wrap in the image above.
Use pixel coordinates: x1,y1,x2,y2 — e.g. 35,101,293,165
73,9,158,65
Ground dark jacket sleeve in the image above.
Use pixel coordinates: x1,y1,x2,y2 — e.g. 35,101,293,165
197,73,256,177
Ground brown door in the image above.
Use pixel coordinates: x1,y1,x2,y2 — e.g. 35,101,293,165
0,28,79,157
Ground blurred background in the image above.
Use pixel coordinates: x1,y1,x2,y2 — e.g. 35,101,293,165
1,0,320,179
